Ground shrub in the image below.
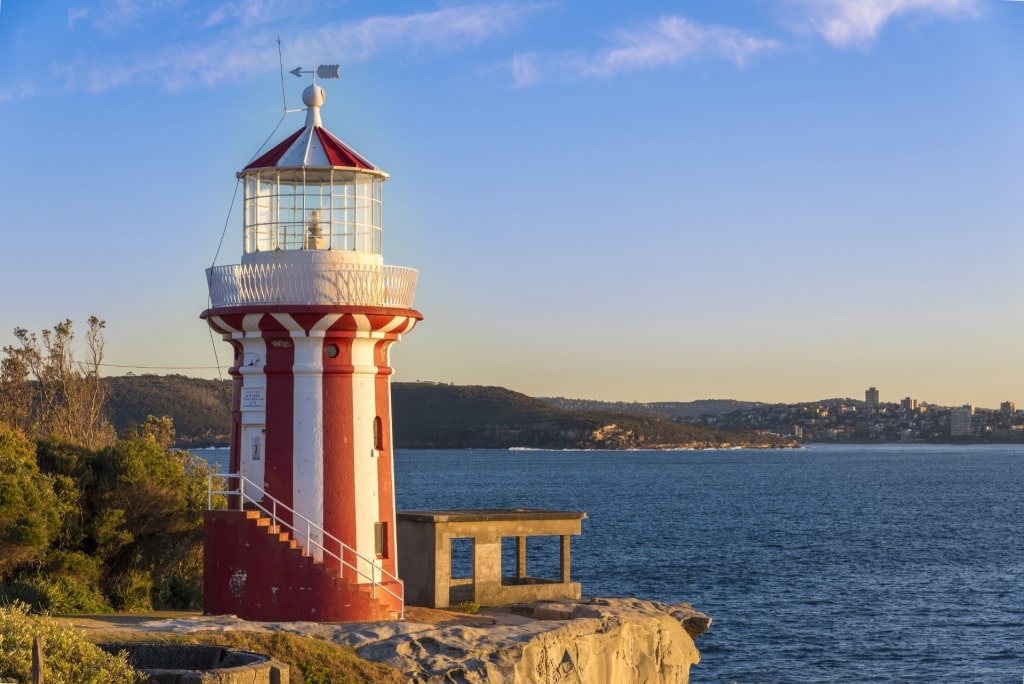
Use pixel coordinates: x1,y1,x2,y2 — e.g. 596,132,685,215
41,550,104,587
0,577,111,615
448,600,480,614
0,601,141,683
0,427,59,578
151,536,204,611
108,570,153,612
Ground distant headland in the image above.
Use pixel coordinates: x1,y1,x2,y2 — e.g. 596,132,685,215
103,375,794,450
105,375,1022,449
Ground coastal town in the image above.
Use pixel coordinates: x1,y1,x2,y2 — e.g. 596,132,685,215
698,389,1023,444
547,388,1023,444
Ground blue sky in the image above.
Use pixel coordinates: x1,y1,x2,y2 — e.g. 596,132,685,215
1,0,1023,408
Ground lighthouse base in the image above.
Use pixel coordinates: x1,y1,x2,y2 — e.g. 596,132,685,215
203,510,402,622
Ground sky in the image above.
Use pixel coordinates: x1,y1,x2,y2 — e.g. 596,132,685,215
1,0,1024,408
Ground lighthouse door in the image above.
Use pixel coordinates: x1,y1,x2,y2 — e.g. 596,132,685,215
242,426,266,501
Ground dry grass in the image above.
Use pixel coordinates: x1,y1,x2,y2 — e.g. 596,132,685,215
163,630,404,684
57,606,500,683
62,614,405,684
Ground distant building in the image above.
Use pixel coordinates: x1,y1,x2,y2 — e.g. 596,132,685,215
865,387,879,408
900,397,918,411
950,405,975,437
999,401,1016,427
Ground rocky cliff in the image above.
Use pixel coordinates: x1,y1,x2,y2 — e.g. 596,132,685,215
116,597,711,684
367,598,713,684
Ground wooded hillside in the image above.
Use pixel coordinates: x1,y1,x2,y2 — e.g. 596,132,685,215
100,375,794,449
104,375,232,448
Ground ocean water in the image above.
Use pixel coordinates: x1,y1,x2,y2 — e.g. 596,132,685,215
197,444,1024,683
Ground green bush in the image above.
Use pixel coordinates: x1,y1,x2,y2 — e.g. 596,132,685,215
448,600,480,614
41,550,103,587
108,570,153,612
0,582,47,611
0,577,111,615
0,601,142,683
0,427,59,577
151,536,204,610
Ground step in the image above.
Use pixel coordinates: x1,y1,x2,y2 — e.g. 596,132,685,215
243,511,305,551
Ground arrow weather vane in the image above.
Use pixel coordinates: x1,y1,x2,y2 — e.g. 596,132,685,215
273,38,341,116
290,64,341,80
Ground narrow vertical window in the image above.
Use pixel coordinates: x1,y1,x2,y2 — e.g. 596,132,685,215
373,416,384,450
374,522,388,558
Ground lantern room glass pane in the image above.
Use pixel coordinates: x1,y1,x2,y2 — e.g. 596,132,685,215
242,170,383,254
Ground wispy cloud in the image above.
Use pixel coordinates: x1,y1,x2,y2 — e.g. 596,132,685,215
68,0,187,32
785,0,982,48
296,3,549,62
43,2,548,96
202,0,297,30
510,16,779,87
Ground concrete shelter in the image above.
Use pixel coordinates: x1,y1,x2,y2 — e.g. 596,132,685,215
397,509,586,608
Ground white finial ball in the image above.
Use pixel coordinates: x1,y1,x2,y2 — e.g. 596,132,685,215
302,84,326,107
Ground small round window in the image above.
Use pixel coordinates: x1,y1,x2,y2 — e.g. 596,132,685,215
325,344,340,358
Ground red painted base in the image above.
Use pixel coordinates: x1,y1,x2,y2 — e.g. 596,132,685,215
203,510,402,622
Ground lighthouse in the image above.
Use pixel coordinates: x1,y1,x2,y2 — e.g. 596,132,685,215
202,77,421,621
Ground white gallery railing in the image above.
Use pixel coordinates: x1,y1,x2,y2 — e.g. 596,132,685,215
206,262,418,309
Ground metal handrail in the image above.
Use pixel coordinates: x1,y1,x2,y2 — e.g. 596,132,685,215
208,473,404,618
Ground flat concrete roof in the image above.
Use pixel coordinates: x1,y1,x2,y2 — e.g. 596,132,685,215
397,509,587,523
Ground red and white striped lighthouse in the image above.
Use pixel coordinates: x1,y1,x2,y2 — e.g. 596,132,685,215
202,78,421,621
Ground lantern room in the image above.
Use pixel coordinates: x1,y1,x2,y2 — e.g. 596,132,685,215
238,83,388,265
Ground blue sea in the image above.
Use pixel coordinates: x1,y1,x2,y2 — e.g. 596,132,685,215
197,443,1024,683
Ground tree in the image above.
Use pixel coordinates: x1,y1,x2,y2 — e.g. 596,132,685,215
0,427,59,579
121,415,176,450
0,317,115,449
0,352,33,434
83,430,214,610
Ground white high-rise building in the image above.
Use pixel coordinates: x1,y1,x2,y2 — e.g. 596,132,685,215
865,387,879,408
950,405,974,437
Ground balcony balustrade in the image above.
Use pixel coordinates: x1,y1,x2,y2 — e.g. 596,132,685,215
206,262,418,309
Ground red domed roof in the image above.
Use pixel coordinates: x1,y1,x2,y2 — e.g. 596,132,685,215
244,126,379,171
242,83,384,174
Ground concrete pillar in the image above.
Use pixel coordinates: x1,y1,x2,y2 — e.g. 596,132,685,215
437,532,451,608
475,536,501,588
516,536,527,578
560,535,571,584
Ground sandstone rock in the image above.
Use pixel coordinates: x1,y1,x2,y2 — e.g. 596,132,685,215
357,598,710,684
110,597,709,684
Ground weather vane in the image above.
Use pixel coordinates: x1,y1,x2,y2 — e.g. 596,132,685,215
273,38,341,115
290,64,341,81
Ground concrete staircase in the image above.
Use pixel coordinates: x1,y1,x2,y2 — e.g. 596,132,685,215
204,508,402,622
